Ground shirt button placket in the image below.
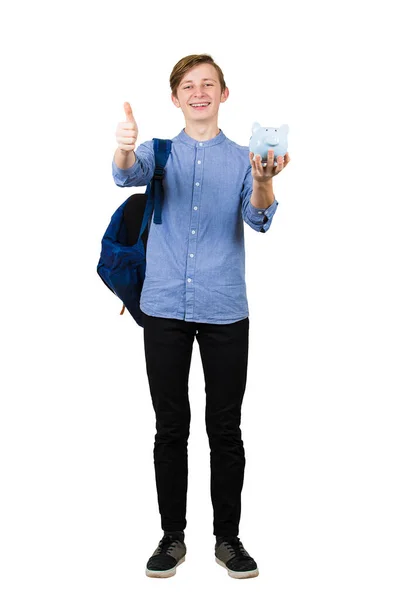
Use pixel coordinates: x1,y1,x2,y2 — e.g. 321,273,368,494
185,142,203,320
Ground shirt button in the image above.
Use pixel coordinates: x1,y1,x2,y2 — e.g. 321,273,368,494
195,182,200,186
187,278,192,283
191,230,196,234
197,160,201,164
194,206,198,210
190,253,194,258
258,211,263,214
199,142,203,146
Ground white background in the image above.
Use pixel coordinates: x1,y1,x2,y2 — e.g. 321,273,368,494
1,0,399,598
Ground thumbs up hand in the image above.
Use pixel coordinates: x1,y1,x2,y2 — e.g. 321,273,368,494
115,102,138,154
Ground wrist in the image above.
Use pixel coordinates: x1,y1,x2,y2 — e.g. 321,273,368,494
253,178,273,188
118,148,134,156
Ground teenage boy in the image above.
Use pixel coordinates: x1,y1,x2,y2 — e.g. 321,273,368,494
112,54,290,579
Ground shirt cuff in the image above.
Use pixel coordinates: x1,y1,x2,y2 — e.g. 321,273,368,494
248,197,279,232
112,153,142,185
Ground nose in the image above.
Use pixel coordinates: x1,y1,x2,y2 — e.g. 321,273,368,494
191,85,209,96
191,94,210,102
265,134,279,145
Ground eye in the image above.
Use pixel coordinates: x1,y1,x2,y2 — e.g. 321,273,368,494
183,83,213,89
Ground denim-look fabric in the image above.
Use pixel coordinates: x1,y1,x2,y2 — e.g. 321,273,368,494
112,128,279,324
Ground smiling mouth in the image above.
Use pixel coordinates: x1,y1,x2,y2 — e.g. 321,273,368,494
190,102,211,109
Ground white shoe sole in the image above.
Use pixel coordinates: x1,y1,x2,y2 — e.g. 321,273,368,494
146,555,186,578
215,557,259,579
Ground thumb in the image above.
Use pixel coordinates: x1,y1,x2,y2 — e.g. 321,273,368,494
124,101,134,122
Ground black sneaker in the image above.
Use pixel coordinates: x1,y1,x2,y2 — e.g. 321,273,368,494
146,531,186,578
215,535,259,579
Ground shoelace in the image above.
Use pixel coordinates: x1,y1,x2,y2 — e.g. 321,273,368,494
222,536,249,559
156,534,180,556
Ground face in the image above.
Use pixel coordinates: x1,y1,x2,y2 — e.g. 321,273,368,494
171,63,229,123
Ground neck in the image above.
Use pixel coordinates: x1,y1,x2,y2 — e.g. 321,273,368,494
184,121,220,141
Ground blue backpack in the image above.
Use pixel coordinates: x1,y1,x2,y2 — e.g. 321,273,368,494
97,138,172,327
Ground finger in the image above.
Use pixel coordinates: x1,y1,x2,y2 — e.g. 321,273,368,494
264,150,274,175
273,155,281,173
119,121,136,131
117,127,137,138
116,135,136,145
254,153,264,175
118,144,136,151
115,130,137,144
124,101,134,122
250,151,261,164
279,153,289,169
250,151,261,173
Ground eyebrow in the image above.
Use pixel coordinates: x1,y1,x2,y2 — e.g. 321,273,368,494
181,78,217,85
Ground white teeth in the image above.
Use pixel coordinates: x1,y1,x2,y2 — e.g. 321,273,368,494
191,103,210,107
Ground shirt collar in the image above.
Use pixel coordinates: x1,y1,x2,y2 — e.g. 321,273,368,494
176,127,226,148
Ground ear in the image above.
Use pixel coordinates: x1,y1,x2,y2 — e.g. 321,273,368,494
171,92,180,108
220,87,229,103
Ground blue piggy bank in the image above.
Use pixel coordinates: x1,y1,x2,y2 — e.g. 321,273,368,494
249,122,289,167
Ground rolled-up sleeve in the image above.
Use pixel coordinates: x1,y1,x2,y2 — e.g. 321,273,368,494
112,139,155,187
241,165,279,233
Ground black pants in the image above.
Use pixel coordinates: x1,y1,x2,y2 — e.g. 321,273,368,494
143,313,249,537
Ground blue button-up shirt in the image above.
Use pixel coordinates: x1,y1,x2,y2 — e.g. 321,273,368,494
112,128,279,324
